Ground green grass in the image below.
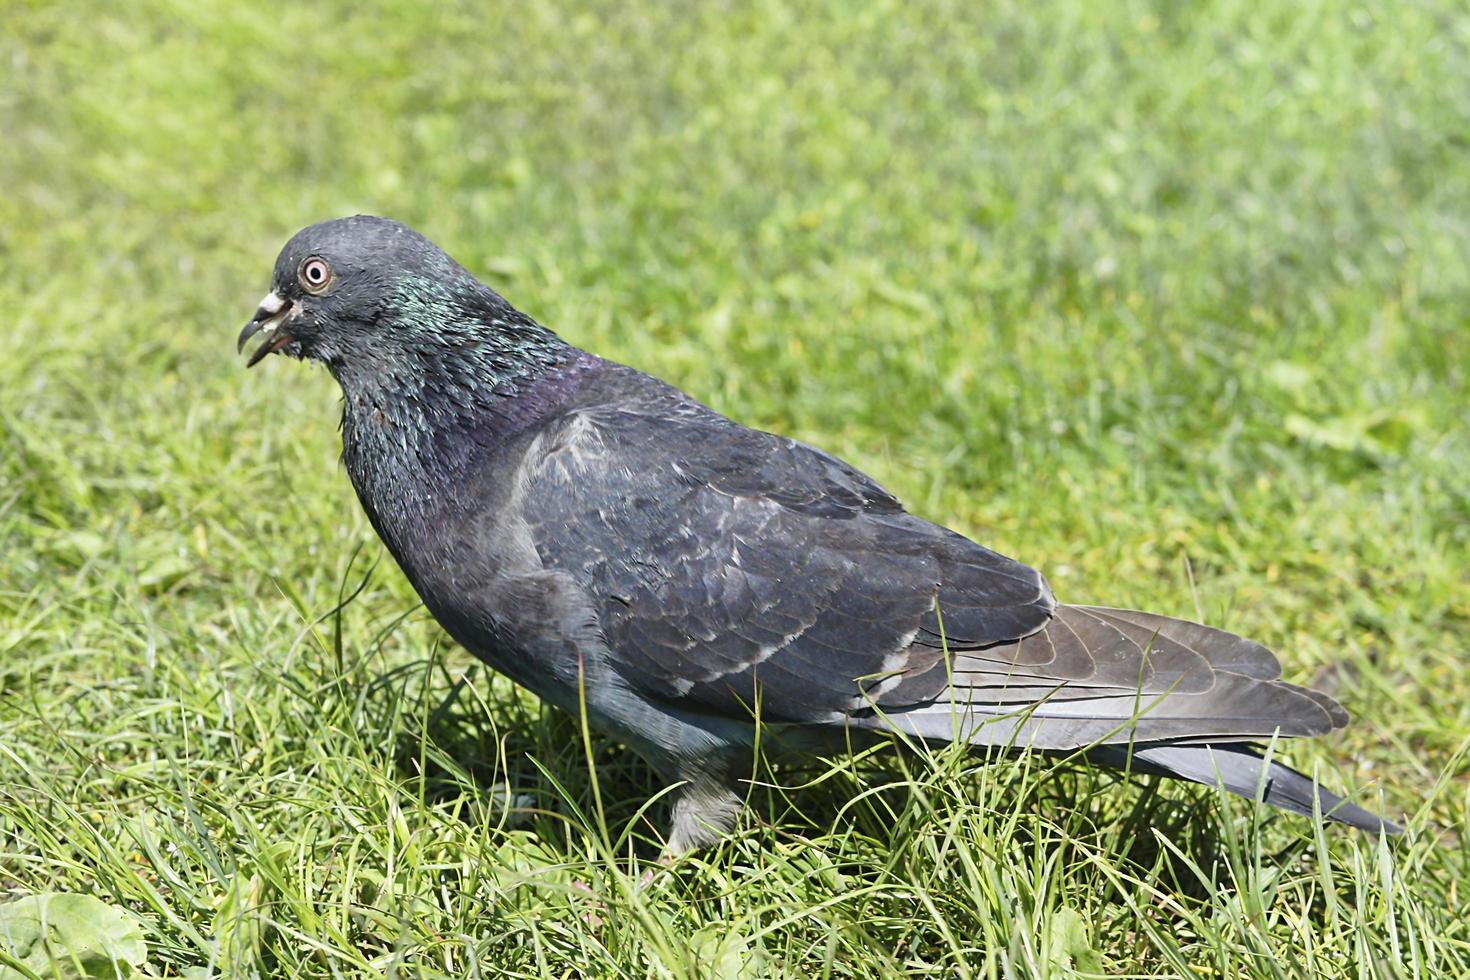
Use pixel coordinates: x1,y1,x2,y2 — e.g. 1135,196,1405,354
2,0,1468,975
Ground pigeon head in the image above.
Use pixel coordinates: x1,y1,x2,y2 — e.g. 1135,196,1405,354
237,215,565,387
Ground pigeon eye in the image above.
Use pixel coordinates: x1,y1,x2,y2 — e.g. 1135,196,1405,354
299,257,333,293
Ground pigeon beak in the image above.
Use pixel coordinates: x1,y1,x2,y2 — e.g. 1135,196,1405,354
237,292,295,368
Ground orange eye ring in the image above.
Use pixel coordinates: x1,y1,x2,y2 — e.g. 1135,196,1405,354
299,256,333,293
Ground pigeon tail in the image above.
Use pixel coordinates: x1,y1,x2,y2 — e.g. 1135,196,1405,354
866,605,1399,832
1088,742,1401,834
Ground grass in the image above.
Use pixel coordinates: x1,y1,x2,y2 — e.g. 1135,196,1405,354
2,0,1468,975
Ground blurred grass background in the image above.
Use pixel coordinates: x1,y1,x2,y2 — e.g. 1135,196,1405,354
2,0,1468,976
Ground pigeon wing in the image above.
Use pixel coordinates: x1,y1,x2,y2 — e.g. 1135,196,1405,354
519,397,1056,724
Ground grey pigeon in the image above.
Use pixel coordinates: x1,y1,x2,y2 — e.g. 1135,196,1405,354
238,216,1399,852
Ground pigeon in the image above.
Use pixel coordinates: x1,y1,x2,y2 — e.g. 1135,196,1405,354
238,216,1399,852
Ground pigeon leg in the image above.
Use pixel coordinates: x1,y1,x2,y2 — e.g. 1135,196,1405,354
664,769,745,856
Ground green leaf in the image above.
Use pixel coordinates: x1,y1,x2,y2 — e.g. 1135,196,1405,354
211,869,268,973
689,925,767,980
1043,907,1103,974
0,893,148,980
210,841,294,972
1285,408,1425,460
136,554,195,591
